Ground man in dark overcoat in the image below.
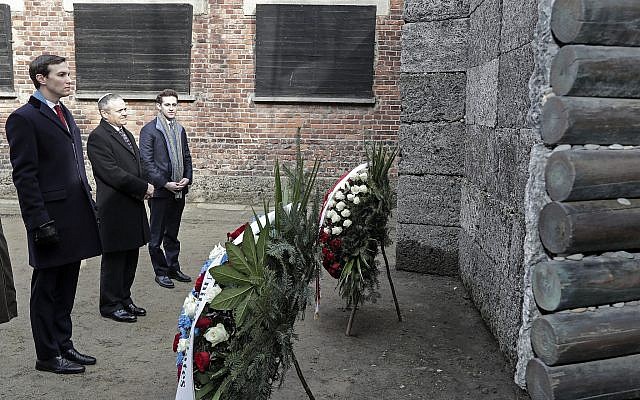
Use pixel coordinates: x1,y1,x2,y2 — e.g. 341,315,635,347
87,93,153,323
5,54,102,374
139,89,193,289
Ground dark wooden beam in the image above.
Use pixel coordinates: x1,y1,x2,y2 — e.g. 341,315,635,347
542,96,640,145
539,200,640,254
526,356,640,400
552,0,640,46
531,307,640,365
545,150,640,201
550,45,640,97
532,258,640,312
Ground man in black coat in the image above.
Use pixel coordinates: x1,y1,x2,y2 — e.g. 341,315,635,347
5,54,102,374
87,93,153,323
139,89,193,289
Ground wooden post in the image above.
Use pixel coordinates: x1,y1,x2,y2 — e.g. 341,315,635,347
545,150,640,201
380,245,402,322
551,0,640,46
538,200,640,254
532,258,640,312
542,96,640,145
550,45,640,97
526,356,640,400
531,307,640,366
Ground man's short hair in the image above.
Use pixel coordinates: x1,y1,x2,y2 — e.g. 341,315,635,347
155,89,179,104
97,93,123,112
29,54,66,89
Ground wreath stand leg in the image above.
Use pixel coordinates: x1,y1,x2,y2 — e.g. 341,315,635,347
345,296,359,336
380,244,402,322
292,351,316,400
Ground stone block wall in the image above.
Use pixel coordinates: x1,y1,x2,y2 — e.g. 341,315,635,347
459,0,538,369
396,0,468,275
0,0,402,203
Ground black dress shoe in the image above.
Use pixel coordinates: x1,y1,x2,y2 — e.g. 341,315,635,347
36,356,85,374
168,270,192,282
126,303,147,316
63,348,96,365
101,309,137,323
155,275,175,288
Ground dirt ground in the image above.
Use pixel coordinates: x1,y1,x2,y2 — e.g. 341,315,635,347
0,201,529,400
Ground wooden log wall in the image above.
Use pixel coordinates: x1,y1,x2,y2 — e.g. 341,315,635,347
529,0,640,398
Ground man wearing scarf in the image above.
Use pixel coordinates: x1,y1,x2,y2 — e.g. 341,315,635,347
139,89,193,289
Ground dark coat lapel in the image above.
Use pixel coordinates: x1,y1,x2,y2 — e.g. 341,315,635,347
28,96,71,137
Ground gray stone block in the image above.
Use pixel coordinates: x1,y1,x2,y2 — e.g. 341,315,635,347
464,126,539,207
466,59,498,127
468,0,501,67
400,72,466,123
500,0,537,53
401,19,469,73
404,0,469,22
497,44,535,129
399,122,465,176
397,174,461,226
396,222,460,275
459,183,525,271
458,230,525,366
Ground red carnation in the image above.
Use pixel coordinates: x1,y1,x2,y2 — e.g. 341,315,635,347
319,230,330,243
330,238,342,251
172,332,181,352
194,273,205,292
194,351,211,372
195,316,212,330
177,364,183,381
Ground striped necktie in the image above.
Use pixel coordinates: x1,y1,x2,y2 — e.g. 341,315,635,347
118,127,134,151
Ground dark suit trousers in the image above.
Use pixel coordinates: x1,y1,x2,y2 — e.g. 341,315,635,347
30,261,80,360
100,249,139,314
148,196,185,276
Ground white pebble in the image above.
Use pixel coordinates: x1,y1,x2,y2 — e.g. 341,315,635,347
612,302,625,308
553,144,572,152
624,145,636,150
584,144,600,150
570,307,587,313
617,198,631,206
553,256,566,261
615,251,635,259
566,253,584,261
609,144,624,150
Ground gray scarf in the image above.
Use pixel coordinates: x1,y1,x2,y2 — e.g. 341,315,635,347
157,113,184,199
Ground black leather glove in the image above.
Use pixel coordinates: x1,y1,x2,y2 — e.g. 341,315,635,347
34,220,60,246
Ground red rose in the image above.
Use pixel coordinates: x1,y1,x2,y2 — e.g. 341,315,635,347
172,332,181,352
330,238,342,250
194,351,211,373
319,230,330,243
194,273,205,292
195,316,212,330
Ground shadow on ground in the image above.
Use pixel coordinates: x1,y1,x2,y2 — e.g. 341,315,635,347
0,202,528,399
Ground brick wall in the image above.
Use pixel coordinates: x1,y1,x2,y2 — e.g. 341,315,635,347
0,0,402,203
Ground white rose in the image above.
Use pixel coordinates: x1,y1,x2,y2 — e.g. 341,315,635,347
336,201,346,211
323,227,331,234
351,185,360,195
331,213,341,223
359,185,368,194
326,210,335,219
183,294,198,317
202,285,222,303
204,323,229,347
341,209,351,218
335,191,345,200
331,226,343,235
359,172,368,182
343,219,352,228
347,193,355,201
353,196,361,205
177,338,189,353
